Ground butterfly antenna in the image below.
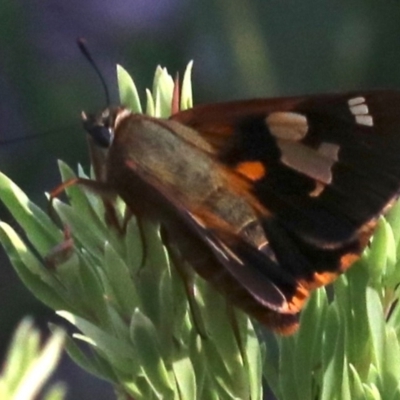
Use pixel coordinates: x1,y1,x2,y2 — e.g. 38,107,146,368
0,123,78,146
77,38,111,107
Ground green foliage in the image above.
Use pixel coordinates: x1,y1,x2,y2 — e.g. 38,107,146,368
0,318,66,400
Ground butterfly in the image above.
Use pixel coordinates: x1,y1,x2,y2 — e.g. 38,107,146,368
74,89,400,334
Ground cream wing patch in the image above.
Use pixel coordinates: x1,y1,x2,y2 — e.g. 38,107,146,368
348,97,373,127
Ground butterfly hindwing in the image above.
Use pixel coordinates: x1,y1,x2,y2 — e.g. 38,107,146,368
84,91,400,333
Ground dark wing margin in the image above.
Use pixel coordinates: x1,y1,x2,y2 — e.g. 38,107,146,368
173,91,400,247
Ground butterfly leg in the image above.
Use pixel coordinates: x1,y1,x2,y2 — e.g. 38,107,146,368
48,177,124,232
44,225,75,270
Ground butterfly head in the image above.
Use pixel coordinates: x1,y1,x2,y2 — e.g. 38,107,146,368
81,107,125,148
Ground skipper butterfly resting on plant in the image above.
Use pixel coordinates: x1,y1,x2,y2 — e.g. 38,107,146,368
53,40,400,334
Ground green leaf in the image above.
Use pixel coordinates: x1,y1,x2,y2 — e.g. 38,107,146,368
349,364,366,398
363,383,382,400
278,336,298,400
52,200,105,262
320,321,346,400
244,320,263,400
124,216,145,274
293,288,327,399
367,288,385,374
1,319,65,400
117,64,142,112
54,324,118,383
145,88,155,116
180,61,193,110
129,309,174,397
58,311,135,374
381,328,400,398
385,198,400,247
0,172,62,255
13,327,65,399
152,66,174,118
344,262,370,375
0,223,72,311
57,161,107,230
135,220,170,327
368,219,394,285
76,254,110,326
102,242,140,317
322,304,340,377
171,356,196,400
262,332,281,399
43,383,67,400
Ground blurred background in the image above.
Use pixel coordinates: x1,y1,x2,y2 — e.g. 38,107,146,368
2,1,400,398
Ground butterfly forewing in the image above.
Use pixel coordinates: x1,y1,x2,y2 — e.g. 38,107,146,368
172,92,400,326
85,91,400,334
173,91,400,247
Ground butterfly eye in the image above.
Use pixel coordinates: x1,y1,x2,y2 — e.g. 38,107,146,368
81,110,113,148
88,126,113,148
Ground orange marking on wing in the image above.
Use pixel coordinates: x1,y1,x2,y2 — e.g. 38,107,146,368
287,284,309,313
339,253,360,271
277,322,300,335
358,219,378,248
235,161,266,181
251,307,300,335
303,263,354,291
219,165,271,216
309,181,326,197
296,252,360,292
305,271,340,290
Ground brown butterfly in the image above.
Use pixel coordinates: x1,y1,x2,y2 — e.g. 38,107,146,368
62,89,400,335
45,39,398,334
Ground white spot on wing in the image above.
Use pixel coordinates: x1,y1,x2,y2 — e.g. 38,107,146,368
348,97,365,106
348,97,374,126
355,115,373,126
277,140,337,184
350,104,368,115
306,143,339,197
318,142,340,161
266,112,308,141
